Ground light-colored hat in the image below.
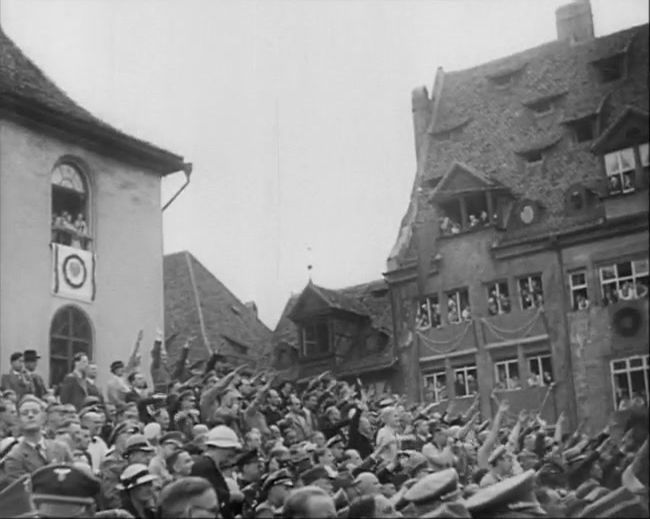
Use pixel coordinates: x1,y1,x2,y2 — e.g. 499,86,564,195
118,464,157,491
143,423,161,442
204,425,242,449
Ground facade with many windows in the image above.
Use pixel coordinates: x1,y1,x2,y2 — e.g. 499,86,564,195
385,7,648,430
0,27,188,387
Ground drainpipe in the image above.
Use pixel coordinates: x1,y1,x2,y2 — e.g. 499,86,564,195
551,235,579,429
162,162,193,212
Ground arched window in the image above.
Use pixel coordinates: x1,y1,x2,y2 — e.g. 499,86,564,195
49,306,93,387
51,162,91,250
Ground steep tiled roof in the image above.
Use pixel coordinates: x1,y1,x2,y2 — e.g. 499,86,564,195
0,27,185,174
164,251,272,367
419,24,648,244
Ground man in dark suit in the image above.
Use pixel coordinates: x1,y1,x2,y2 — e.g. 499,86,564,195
23,350,47,399
2,395,73,484
190,425,242,519
59,353,89,411
0,353,34,401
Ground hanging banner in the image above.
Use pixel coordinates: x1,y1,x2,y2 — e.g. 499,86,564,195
51,243,96,302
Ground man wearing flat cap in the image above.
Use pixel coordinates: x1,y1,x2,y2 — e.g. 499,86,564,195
31,463,101,518
23,350,47,399
1,352,34,401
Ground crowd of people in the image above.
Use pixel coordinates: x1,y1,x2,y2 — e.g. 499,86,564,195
0,331,648,518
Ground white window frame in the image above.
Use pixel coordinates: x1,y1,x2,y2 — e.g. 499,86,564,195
454,365,478,397
486,281,511,315
610,355,649,408
599,258,649,303
446,288,470,324
416,295,441,330
517,274,544,310
494,358,521,391
605,146,637,194
527,354,553,386
423,371,448,403
569,270,589,310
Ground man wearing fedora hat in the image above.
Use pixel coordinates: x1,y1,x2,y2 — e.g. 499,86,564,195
118,463,158,519
23,350,47,399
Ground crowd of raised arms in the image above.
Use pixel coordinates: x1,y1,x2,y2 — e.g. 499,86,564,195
0,331,647,518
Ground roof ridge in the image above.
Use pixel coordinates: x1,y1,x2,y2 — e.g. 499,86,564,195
184,251,211,354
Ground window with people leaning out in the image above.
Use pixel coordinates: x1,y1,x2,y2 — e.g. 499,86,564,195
604,142,648,196
446,288,471,324
438,193,492,236
517,274,544,310
454,365,478,397
611,355,649,411
416,295,442,330
486,280,511,315
423,371,448,403
51,163,91,250
569,270,590,311
494,355,554,391
599,258,649,306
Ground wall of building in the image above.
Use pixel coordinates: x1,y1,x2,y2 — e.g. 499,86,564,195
389,226,573,423
0,119,165,387
563,230,649,433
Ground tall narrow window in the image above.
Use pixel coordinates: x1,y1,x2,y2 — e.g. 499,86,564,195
518,274,544,310
423,371,448,403
527,355,553,386
599,258,649,305
454,365,478,397
416,295,441,330
446,288,471,324
50,306,93,387
302,322,330,358
486,281,511,315
611,355,649,409
605,147,636,195
494,358,521,390
51,163,91,250
569,270,590,310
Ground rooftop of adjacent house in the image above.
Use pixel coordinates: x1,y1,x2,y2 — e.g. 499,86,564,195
164,251,272,367
273,279,393,351
419,22,648,244
0,26,186,174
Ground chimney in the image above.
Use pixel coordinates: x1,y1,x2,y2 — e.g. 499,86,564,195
555,0,594,44
412,86,431,161
245,301,258,317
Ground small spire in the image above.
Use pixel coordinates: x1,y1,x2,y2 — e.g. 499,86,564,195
307,246,313,283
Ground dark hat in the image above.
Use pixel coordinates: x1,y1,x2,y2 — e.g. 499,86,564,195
300,465,333,485
82,396,102,408
404,468,459,505
123,434,155,458
31,463,100,506
110,360,124,372
23,350,40,362
464,470,544,516
10,352,23,362
408,452,433,478
108,420,141,445
236,449,261,468
160,431,185,448
262,469,294,492
326,435,344,449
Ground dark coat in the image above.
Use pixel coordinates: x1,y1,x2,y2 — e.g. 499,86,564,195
191,455,233,519
0,372,34,401
59,373,88,410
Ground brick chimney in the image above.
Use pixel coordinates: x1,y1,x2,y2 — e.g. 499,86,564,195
555,0,594,44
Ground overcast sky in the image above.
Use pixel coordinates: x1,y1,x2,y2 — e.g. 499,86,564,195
2,0,647,328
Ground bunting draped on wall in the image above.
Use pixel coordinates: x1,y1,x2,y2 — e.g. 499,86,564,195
479,308,544,343
417,321,472,355
51,243,96,302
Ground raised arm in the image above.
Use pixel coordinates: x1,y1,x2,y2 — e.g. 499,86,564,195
125,330,144,374
172,339,191,381
477,399,509,469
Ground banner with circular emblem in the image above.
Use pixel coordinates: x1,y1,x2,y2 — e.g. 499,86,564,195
51,243,96,302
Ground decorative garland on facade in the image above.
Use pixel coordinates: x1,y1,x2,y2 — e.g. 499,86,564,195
479,308,543,343
417,321,473,355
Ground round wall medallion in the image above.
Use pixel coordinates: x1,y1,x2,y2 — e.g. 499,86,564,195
520,204,536,224
613,307,641,337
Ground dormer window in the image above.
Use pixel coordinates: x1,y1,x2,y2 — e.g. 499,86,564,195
566,116,596,143
522,150,543,165
528,99,554,116
605,146,639,195
593,53,626,83
439,192,491,236
302,321,330,358
490,73,514,88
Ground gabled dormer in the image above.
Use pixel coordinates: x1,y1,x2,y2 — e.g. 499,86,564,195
428,162,511,236
591,107,649,196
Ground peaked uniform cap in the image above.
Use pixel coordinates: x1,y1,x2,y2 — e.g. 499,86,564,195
300,465,332,485
123,434,155,457
261,469,294,492
31,463,100,505
118,463,157,491
404,468,459,504
326,435,344,448
420,501,472,518
464,470,540,514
